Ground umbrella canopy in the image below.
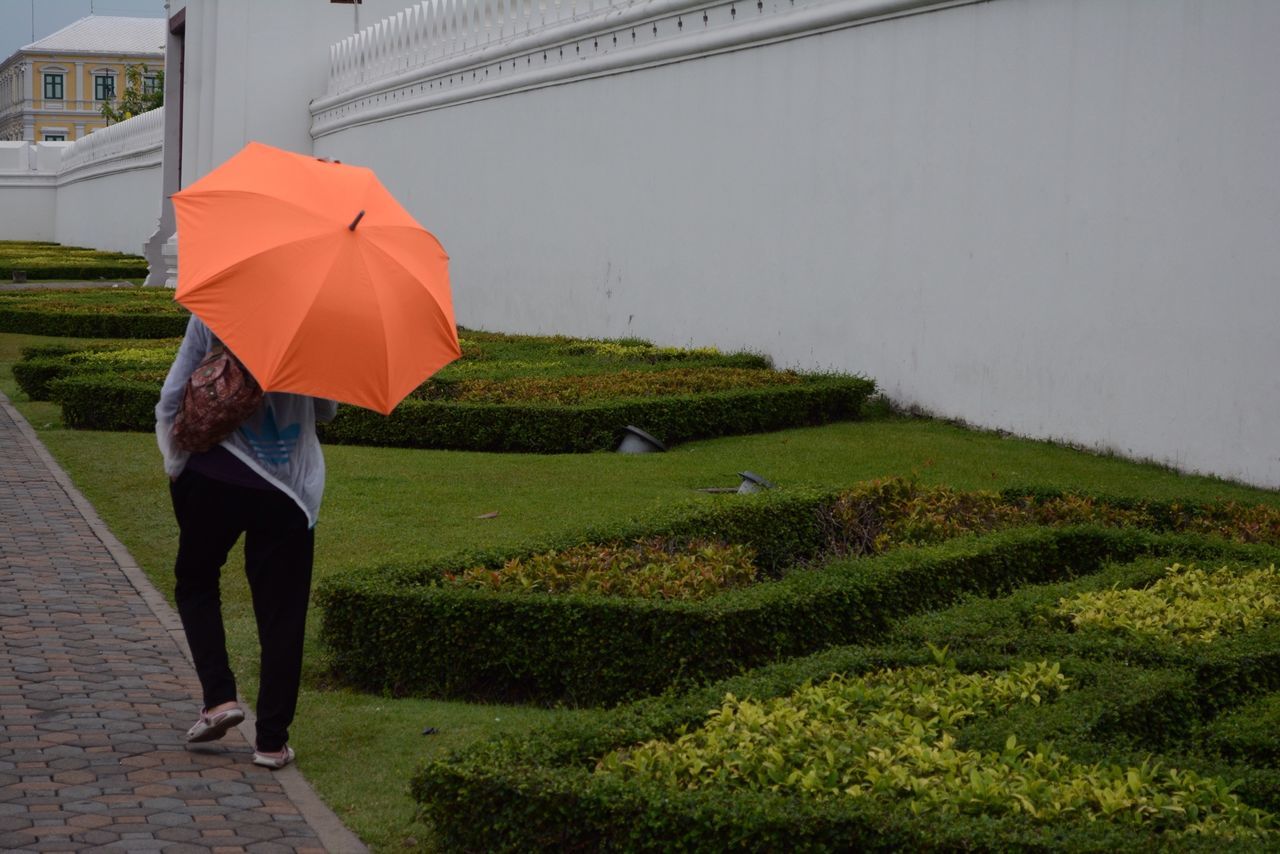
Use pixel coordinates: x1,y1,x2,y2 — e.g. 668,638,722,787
171,141,460,415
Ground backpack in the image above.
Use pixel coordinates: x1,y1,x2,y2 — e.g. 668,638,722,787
171,338,264,453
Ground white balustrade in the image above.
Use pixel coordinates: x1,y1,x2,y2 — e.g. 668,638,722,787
57,106,164,177
324,0,635,97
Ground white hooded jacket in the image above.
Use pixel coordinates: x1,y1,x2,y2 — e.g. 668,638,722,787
156,315,338,528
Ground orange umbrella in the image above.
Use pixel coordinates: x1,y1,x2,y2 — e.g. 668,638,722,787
171,141,460,415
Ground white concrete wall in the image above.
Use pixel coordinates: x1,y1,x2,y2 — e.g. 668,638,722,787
0,111,163,254
0,142,61,242
313,0,1280,488
55,167,163,254
54,108,164,254
0,180,57,242
172,0,418,186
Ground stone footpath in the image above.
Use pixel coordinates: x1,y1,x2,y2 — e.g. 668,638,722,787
0,391,365,853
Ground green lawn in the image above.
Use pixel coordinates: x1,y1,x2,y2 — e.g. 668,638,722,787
3,330,1278,851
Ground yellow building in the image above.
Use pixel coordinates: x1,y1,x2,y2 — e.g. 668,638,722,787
0,16,165,142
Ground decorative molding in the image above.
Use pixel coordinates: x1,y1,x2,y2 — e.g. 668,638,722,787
55,107,164,186
311,0,978,138
0,175,57,189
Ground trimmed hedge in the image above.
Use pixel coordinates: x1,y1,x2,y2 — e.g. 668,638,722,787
319,476,1280,706
891,555,1280,746
12,356,72,400
3,262,148,280
0,307,188,338
1203,692,1280,766
13,340,178,400
320,522,1265,706
0,288,188,337
51,374,163,431
412,642,1279,852
318,375,875,452
31,343,874,450
0,240,148,280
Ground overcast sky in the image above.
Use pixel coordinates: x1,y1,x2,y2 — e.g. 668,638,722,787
1,0,167,62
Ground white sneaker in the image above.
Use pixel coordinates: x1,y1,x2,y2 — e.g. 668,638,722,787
252,745,295,769
185,706,245,743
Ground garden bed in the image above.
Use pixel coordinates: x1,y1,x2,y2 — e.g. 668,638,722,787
0,240,148,281
16,331,874,451
411,551,1280,851
0,287,188,337
317,479,1280,705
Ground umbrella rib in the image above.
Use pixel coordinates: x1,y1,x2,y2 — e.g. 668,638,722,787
356,236,460,392
360,223,450,251
178,233,342,388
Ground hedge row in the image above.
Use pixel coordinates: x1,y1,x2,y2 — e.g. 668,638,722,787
319,521,1275,706
1204,691,1280,765
15,335,773,404
0,288,188,337
318,473,1280,706
0,308,188,338
412,639,1280,851
890,556,1280,741
0,242,148,280
40,367,874,452
319,375,874,452
4,263,149,280
411,545,1280,851
14,340,177,400
50,374,164,431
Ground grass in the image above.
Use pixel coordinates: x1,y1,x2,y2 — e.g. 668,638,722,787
3,329,1279,850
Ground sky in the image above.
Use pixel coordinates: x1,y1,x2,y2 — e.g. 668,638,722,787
0,0,167,62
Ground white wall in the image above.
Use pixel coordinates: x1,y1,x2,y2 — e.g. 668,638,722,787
173,0,417,186
55,167,163,254
313,0,1280,488
0,142,61,242
0,112,163,255
0,180,57,242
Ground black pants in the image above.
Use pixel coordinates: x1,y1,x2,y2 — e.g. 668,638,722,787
170,469,314,752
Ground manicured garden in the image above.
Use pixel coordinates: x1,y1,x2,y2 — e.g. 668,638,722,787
2,284,1278,851
417,546,1280,848
0,240,149,282
9,295,874,451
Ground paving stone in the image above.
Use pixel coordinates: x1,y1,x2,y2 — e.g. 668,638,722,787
219,795,264,810
0,831,35,849
70,828,121,845
0,393,347,852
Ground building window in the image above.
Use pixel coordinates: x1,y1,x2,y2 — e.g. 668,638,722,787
44,133,66,141
43,73,64,100
143,74,161,95
94,74,115,100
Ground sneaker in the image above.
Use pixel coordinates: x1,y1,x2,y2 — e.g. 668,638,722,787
185,705,245,743
252,745,295,769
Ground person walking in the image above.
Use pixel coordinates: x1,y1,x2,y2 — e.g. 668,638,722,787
156,314,338,769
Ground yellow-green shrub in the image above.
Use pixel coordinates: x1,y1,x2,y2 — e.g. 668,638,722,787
822,479,1280,558
1054,563,1280,644
597,659,1273,836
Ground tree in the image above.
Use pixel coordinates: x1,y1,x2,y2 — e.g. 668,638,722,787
100,64,164,124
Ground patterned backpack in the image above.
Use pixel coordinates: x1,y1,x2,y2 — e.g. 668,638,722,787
171,338,264,453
